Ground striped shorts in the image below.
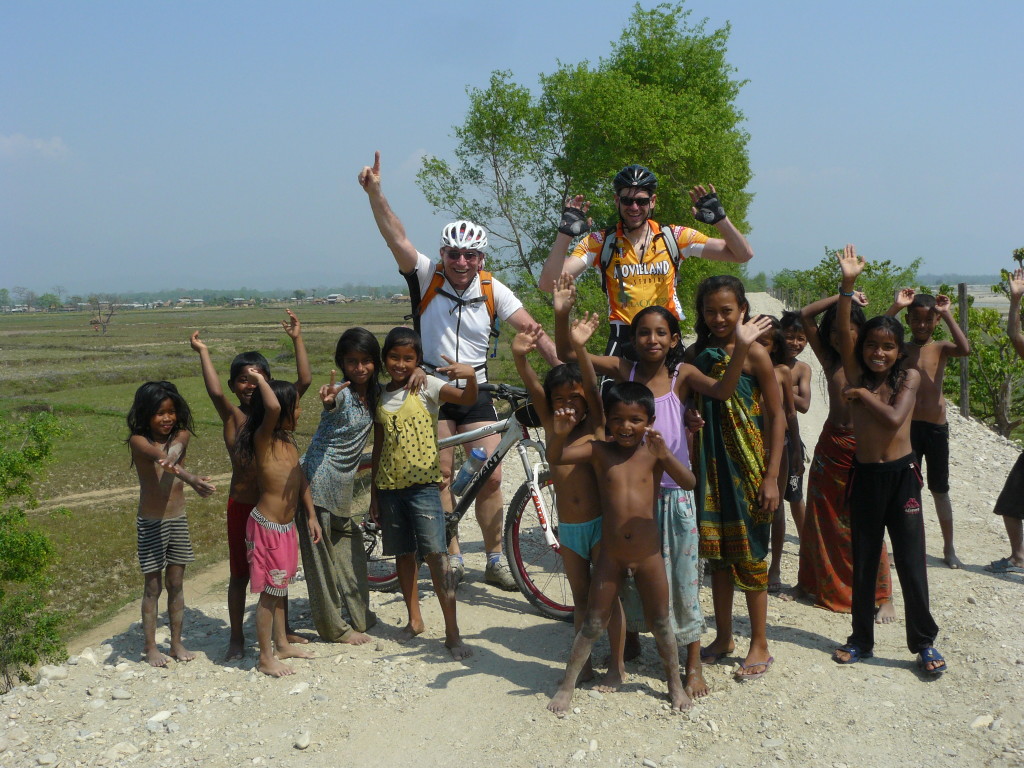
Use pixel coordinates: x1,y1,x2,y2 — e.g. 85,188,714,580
136,515,195,574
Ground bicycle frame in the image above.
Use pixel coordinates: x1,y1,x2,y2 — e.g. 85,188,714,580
440,415,560,552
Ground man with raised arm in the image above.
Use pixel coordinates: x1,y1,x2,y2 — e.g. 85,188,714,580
358,151,559,590
539,165,754,357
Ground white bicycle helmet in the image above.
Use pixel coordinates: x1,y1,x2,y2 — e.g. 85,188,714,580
440,220,488,250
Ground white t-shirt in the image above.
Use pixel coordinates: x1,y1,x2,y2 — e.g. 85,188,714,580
408,252,524,383
378,375,445,417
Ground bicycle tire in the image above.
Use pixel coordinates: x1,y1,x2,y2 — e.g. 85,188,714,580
503,472,573,622
362,521,399,592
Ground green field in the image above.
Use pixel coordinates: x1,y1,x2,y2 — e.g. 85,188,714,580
0,303,521,638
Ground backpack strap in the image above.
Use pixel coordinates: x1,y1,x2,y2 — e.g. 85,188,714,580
406,263,498,338
598,221,681,293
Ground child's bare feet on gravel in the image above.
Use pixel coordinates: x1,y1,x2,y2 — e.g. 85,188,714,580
875,600,897,624
277,643,315,660
685,666,709,699
169,642,196,662
594,668,625,693
258,657,295,677
944,546,963,569
286,631,310,645
668,675,692,711
144,647,170,667
397,620,425,644
224,639,245,661
343,631,373,645
446,637,473,661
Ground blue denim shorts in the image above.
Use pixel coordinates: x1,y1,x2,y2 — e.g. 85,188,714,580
377,484,447,557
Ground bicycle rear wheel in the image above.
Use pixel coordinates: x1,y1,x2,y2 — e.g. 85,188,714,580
503,472,573,622
362,520,399,592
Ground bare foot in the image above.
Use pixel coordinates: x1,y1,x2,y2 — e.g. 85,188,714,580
594,668,624,693
286,631,310,644
944,547,963,569
875,600,897,624
258,657,295,677
668,675,692,711
343,631,373,645
684,667,709,699
547,687,574,713
445,637,473,661
169,643,196,662
396,621,425,644
224,639,245,661
144,647,170,667
276,642,316,660
623,632,642,662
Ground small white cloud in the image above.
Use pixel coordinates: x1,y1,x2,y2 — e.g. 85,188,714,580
0,133,70,161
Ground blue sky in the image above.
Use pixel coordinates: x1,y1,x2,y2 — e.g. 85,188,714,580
2,1,1022,295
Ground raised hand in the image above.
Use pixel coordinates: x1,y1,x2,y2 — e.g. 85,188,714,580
246,365,266,382
853,290,869,307
934,294,952,314
282,309,302,339
558,195,592,237
837,244,865,282
570,312,600,349
1010,268,1024,300
893,287,915,309
189,330,207,353
358,151,382,193
511,328,541,357
404,366,427,394
690,183,726,225
436,355,475,382
645,427,668,458
552,407,578,436
319,370,350,406
735,313,774,348
552,272,577,315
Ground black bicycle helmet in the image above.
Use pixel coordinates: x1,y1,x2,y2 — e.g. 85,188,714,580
613,164,657,192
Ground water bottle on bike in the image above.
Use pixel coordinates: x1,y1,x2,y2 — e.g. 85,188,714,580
451,447,486,496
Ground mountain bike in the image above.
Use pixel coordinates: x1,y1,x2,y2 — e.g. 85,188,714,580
358,383,573,621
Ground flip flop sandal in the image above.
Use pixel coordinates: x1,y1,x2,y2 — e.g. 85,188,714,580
985,557,1024,574
917,647,947,677
832,644,872,665
700,646,733,665
733,656,774,682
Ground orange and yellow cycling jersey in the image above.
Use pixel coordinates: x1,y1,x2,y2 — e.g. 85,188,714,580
569,220,709,325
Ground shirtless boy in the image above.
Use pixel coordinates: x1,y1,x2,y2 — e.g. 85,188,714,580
512,298,626,689
547,382,696,713
190,309,311,659
780,312,811,536
886,288,971,568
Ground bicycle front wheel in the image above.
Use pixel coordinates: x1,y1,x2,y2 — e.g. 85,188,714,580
503,472,573,622
362,520,399,592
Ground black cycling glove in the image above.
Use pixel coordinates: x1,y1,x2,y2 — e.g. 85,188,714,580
558,206,589,237
693,192,726,225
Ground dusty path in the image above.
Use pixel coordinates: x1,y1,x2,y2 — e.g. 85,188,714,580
2,295,1023,767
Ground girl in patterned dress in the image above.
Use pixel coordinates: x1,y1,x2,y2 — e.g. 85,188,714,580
688,275,785,682
299,328,383,644
370,327,478,661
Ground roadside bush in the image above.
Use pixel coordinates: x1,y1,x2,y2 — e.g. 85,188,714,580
0,411,69,691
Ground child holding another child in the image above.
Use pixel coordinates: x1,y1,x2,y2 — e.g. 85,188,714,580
234,369,322,677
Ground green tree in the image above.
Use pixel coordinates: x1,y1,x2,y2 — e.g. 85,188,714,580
1,411,69,690
416,1,750,332
0,288,10,309
937,267,1024,439
772,247,921,319
293,290,307,303
36,293,60,312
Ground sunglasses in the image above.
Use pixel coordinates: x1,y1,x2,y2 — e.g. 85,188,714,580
618,195,652,208
444,249,483,262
